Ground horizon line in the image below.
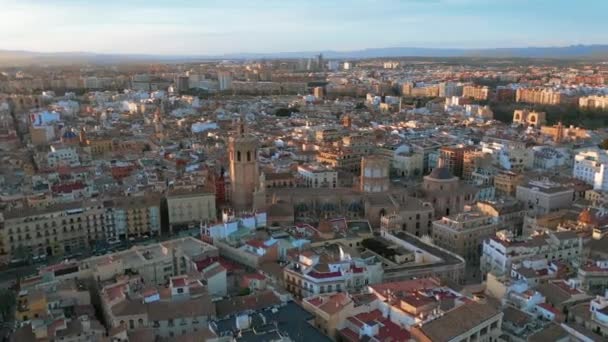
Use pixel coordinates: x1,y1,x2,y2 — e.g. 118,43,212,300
2,43,608,58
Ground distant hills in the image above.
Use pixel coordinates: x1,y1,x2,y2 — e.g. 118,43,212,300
1,44,608,65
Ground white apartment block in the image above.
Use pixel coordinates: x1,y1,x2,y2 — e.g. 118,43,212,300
297,164,337,188
573,148,608,191
481,230,582,277
284,246,383,299
47,145,80,168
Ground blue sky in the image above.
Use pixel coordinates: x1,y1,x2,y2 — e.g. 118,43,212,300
0,0,606,55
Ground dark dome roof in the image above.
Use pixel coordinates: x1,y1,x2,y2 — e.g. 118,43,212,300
428,167,453,180
62,130,77,139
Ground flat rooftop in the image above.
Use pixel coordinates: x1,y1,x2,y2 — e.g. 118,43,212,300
213,301,331,342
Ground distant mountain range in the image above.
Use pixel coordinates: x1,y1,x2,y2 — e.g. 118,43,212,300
1,44,608,65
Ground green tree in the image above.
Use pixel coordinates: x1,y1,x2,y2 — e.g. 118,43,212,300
274,108,293,117
599,139,608,150
238,287,251,296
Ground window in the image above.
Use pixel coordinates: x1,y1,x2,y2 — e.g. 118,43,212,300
177,288,184,294
237,151,241,162
247,151,251,161
153,321,160,328
129,320,134,329
168,319,174,327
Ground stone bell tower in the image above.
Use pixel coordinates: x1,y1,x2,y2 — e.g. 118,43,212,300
229,119,259,212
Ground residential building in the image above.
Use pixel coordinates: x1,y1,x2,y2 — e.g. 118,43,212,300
104,194,162,240
217,71,232,91
494,170,524,196
298,164,338,189
579,95,608,109
438,145,476,178
410,300,503,342
516,179,574,215
432,210,500,264
462,84,490,100
284,244,383,299
46,145,79,168
568,289,608,337
573,148,608,191
101,274,215,339
2,201,107,260
481,230,582,277
166,189,216,232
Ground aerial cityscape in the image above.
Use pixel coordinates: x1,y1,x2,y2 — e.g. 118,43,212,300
1,1,608,342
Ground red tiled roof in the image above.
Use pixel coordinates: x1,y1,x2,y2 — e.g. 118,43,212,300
51,181,85,194
194,256,219,271
376,317,411,341
354,309,383,324
171,277,187,288
218,257,242,272
350,265,364,273
246,239,266,249
243,273,265,281
306,297,323,307
339,328,360,342
345,310,411,342
370,278,441,296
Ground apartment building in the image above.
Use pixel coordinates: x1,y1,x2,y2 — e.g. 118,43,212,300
481,230,582,277
104,194,161,240
476,199,526,235
432,211,500,264
438,145,476,178
462,84,490,100
573,148,608,191
101,274,215,339
298,164,338,188
494,170,524,196
2,201,106,260
166,189,216,232
579,95,608,109
77,237,219,286
411,300,503,342
284,245,383,299
516,88,572,105
516,179,574,215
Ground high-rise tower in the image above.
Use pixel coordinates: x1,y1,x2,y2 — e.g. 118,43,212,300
229,120,259,212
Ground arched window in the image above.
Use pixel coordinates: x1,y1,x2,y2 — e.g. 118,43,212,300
247,151,251,162
237,151,241,162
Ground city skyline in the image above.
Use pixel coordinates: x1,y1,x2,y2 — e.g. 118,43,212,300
1,0,607,55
